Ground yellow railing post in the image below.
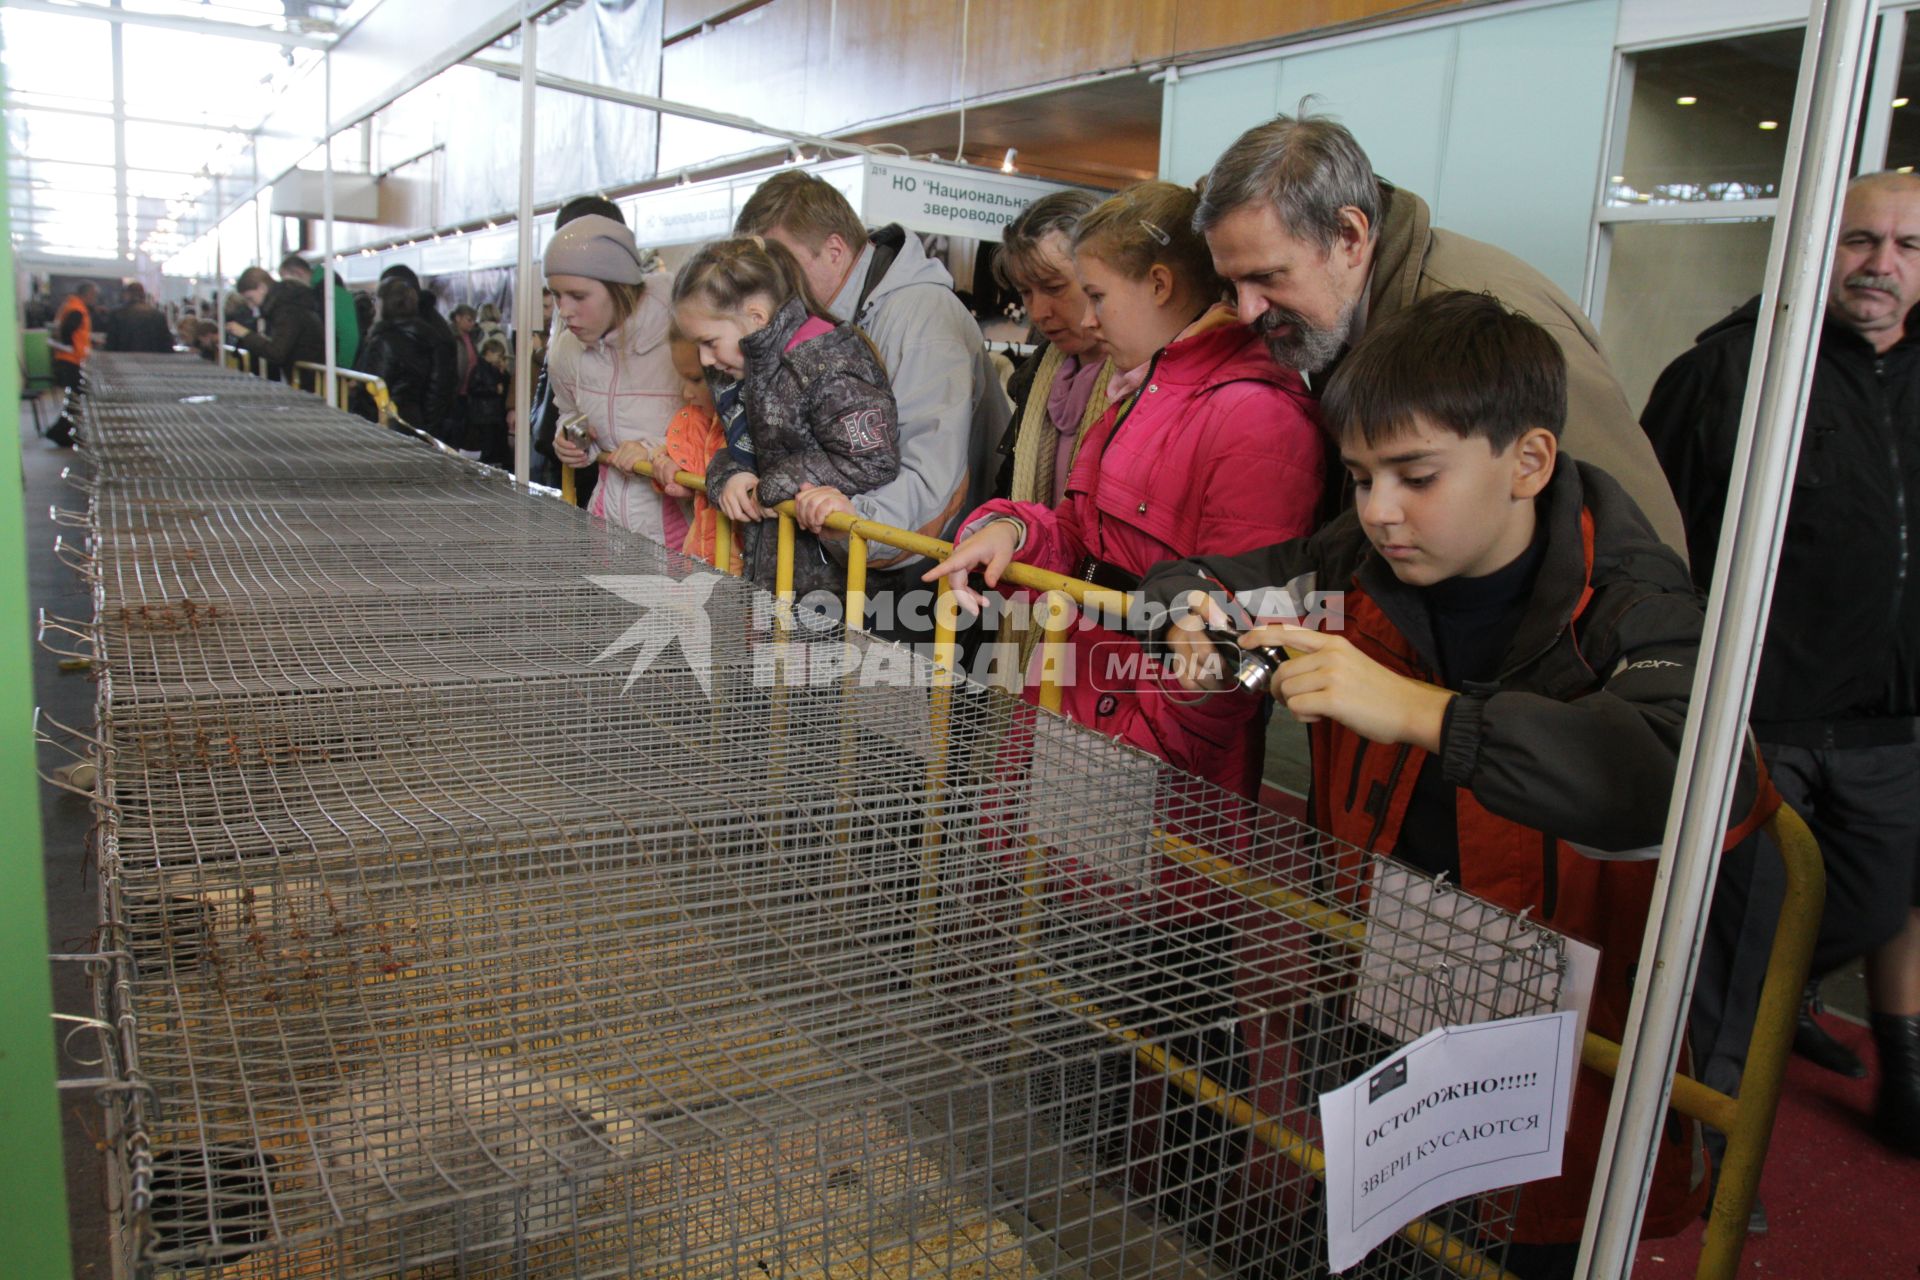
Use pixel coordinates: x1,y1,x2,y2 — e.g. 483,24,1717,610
712,508,733,573
774,510,797,625
1036,590,1073,714
844,533,869,634
1697,807,1823,1279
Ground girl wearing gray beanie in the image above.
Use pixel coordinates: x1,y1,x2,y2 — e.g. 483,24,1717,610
544,213,682,542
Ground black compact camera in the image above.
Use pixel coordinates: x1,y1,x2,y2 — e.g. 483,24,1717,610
1202,624,1290,696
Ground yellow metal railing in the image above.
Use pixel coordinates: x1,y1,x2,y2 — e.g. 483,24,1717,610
617,458,1817,1280
220,345,396,429
291,361,396,428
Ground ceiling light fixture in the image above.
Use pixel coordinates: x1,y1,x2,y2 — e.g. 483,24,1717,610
1758,120,1779,130
1675,96,1698,106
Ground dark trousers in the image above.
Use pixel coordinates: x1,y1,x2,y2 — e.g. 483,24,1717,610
1691,740,1920,1127
1771,742,1920,972
49,360,83,444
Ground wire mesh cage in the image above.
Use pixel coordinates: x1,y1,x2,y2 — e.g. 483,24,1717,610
62,357,1575,1280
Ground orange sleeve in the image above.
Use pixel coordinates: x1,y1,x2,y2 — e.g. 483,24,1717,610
664,405,723,475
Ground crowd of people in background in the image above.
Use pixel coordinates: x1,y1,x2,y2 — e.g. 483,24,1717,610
28,108,1920,1280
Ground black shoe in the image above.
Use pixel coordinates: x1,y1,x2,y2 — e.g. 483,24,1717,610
1794,981,1867,1078
1871,1012,1920,1158
45,417,75,449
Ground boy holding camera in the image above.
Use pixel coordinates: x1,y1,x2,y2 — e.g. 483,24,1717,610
1143,290,1776,1271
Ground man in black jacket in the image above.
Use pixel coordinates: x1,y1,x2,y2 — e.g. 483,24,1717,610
105,282,175,353
373,264,461,447
1643,170,1920,1158
226,266,325,380
356,276,455,435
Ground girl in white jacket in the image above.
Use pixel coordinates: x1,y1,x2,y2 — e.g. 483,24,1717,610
545,214,681,544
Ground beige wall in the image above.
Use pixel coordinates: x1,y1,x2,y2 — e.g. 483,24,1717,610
1601,219,1775,416
656,0,1466,169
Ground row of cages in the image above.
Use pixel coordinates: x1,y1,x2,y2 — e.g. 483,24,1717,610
45,354,1574,1280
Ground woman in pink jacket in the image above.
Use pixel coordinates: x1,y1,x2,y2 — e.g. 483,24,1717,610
926,181,1326,798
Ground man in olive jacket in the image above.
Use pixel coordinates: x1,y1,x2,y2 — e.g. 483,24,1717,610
1194,111,1688,560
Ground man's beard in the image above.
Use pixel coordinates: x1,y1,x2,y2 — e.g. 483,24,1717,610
1253,297,1355,376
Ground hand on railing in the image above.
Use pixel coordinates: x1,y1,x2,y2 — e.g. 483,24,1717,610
792,484,854,534
649,446,692,498
715,473,768,523
921,520,1020,617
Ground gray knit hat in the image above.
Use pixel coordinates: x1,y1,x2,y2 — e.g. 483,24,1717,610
543,213,647,284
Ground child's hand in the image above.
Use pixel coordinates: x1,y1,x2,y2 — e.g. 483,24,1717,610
1165,591,1236,693
718,472,767,522
920,519,1021,617
793,483,853,534
603,440,653,474
553,433,592,468
1255,626,1454,750
650,446,691,497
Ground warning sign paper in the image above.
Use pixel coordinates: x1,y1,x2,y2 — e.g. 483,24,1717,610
1319,1010,1578,1272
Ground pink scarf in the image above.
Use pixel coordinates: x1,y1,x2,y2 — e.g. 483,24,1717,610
1046,354,1106,505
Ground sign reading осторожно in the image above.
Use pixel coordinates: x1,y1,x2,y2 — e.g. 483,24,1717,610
1319,1011,1579,1272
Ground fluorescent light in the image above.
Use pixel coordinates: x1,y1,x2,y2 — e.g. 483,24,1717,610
1758,120,1779,130
1609,175,1625,183
1675,96,1698,106
1897,98,1911,108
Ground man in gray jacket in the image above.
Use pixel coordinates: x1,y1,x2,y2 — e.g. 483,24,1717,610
736,172,1011,643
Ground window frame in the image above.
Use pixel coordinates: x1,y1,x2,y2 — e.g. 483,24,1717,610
1581,7,1919,328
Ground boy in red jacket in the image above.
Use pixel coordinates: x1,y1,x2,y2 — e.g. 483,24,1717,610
1144,291,1775,1277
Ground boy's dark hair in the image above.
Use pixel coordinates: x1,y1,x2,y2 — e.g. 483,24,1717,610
279,253,311,277
1320,291,1566,452
479,337,508,358
236,266,273,293
451,303,476,320
556,195,624,228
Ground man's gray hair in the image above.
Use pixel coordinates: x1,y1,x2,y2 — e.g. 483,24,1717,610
1848,169,1920,197
1194,108,1381,249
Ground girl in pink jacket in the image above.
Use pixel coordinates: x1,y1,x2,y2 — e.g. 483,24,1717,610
926,182,1326,798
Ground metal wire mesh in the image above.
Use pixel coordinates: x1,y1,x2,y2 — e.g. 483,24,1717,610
65,356,1573,1280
